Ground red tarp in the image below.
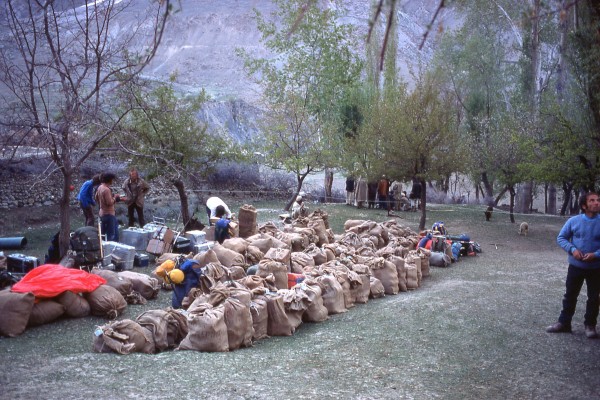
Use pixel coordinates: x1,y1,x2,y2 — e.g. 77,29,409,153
11,264,106,298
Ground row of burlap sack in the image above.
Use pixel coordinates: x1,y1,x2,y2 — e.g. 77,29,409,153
91,214,433,353
0,269,162,338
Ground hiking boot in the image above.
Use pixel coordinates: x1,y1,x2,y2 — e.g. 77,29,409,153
585,325,598,339
546,322,572,333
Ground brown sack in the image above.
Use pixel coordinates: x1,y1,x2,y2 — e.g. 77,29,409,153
245,245,264,265
304,244,327,266
118,271,160,300
239,204,258,238
250,297,269,341
193,249,220,267
368,257,399,295
85,285,127,319
264,247,291,270
211,244,246,268
301,282,329,323
178,303,229,352
264,293,294,336
290,252,315,274
93,319,156,354
237,275,267,290
92,268,133,297
369,276,385,299
316,274,347,315
388,255,407,292
136,309,188,352
222,237,250,254
27,300,65,327
350,274,371,304
223,297,254,350
308,218,329,247
417,248,431,278
55,290,91,318
0,291,35,337
257,259,288,290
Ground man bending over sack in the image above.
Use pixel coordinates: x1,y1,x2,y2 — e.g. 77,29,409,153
214,205,231,244
206,196,232,226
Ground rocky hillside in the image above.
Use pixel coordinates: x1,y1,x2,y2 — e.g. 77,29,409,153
136,0,458,140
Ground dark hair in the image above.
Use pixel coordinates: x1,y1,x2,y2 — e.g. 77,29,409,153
92,174,101,185
580,192,598,212
100,172,116,184
215,205,226,218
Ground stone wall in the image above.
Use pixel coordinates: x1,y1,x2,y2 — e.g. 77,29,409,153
0,173,73,209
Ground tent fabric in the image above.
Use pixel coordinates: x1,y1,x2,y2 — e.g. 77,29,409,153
11,264,106,298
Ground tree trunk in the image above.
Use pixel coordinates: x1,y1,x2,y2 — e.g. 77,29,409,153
58,170,73,258
560,182,572,216
547,184,557,215
285,173,308,211
517,181,533,214
509,185,516,224
173,178,190,227
494,186,508,207
481,172,494,204
324,168,333,202
419,178,427,231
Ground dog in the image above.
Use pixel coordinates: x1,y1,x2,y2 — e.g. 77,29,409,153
519,222,529,236
484,206,493,221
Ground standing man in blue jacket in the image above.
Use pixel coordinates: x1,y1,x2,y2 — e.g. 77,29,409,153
76,174,101,226
547,192,600,338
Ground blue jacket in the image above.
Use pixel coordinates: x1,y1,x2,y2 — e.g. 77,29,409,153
557,213,600,269
77,179,96,208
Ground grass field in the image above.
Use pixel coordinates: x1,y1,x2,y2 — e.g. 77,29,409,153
2,201,599,399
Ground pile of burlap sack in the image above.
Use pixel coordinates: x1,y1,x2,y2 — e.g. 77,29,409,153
0,268,162,338
92,209,435,354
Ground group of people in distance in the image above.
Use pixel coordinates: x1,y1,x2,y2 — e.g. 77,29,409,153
76,169,151,242
345,175,421,212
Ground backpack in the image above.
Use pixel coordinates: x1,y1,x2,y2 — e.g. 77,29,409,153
431,221,447,236
70,226,102,266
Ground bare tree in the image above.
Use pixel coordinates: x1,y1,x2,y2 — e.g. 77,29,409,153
0,0,171,256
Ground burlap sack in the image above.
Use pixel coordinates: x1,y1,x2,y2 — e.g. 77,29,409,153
280,287,310,330
224,297,254,350
406,251,422,286
350,273,370,304
223,265,246,281
93,319,156,354
178,303,229,352
264,247,291,270
227,281,253,307
257,259,288,290
304,244,327,266
246,234,273,254
245,245,264,265
308,218,329,247
211,244,246,268
290,252,315,274
284,232,308,252
369,276,385,299
257,221,279,235
238,204,258,238
250,297,269,341
367,257,399,295
222,237,250,254
405,261,419,290
343,219,366,231
118,271,160,300
332,270,354,309
55,290,91,318
0,291,34,337
85,285,127,319
136,309,188,352
301,282,329,322
91,268,133,297
27,300,65,327
237,275,266,290
264,293,294,336
316,274,347,315
387,255,407,292
156,253,185,265
193,249,220,267
417,248,431,278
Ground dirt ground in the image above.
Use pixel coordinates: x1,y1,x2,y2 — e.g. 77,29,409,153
1,204,600,400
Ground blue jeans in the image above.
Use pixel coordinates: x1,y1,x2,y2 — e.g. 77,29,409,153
558,265,600,327
100,214,119,242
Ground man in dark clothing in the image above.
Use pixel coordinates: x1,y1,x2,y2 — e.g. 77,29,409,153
122,169,150,227
367,181,378,209
214,205,231,244
345,176,355,206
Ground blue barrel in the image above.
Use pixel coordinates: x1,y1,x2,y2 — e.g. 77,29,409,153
0,237,28,250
